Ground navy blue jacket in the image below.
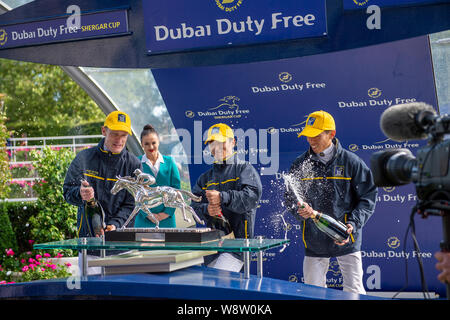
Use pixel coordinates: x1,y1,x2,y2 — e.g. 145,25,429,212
191,152,262,239
284,138,377,257
63,138,141,238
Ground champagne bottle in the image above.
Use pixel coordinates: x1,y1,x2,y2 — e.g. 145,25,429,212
209,212,234,238
81,179,105,236
311,211,349,242
298,201,349,242
85,197,105,236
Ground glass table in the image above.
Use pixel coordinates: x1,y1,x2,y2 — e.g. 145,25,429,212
34,237,289,278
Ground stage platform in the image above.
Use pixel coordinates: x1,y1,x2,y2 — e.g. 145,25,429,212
0,265,382,300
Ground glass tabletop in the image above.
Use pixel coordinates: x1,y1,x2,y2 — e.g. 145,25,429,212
33,237,290,253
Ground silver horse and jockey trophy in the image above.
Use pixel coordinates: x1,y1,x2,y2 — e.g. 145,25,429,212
105,169,222,243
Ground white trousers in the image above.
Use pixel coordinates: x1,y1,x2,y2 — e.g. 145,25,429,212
303,251,366,295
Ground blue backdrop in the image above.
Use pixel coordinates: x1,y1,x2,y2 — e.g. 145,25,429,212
142,0,327,54
152,35,445,296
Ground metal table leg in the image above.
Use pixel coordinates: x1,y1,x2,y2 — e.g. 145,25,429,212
81,237,87,276
243,251,250,279
100,235,106,276
256,236,264,278
243,237,265,279
243,238,250,279
257,250,263,277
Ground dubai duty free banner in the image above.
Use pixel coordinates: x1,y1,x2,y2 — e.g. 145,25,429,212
142,0,327,54
152,36,445,296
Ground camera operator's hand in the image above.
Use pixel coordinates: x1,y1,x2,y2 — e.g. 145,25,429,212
435,251,450,284
297,202,315,219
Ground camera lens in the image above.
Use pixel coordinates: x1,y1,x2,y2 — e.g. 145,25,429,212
371,148,417,187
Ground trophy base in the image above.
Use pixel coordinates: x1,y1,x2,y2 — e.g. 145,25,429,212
105,227,223,243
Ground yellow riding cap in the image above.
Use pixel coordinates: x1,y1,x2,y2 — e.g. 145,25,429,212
104,110,132,136
298,110,336,138
205,123,235,144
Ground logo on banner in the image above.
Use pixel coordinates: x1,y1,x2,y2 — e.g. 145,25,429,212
387,236,401,249
215,0,244,12
349,138,420,153
267,127,277,134
279,72,293,83
338,86,419,109
368,87,382,98
185,110,195,118
283,222,293,232
209,96,240,112
188,96,250,119
267,120,306,135
353,0,370,5
0,29,7,46
288,275,298,282
251,72,326,94
362,235,433,259
348,144,359,152
383,186,395,192
327,260,342,276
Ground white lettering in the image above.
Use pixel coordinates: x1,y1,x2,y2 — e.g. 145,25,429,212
11,30,36,40
395,97,417,104
154,25,168,41
304,14,316,26
66,5,81,30
217,18,232,34
271,12,316,29
177,304,211,317
366,5,381,30
338,101,367,108
366,265,381,290
271,13,283,29
253,19,264,35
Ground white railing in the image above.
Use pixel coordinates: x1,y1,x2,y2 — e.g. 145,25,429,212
7,135,103,162
4,135,103,202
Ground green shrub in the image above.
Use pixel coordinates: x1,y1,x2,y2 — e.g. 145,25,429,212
2,201,39,254
0,209,18,265
28,147,77,256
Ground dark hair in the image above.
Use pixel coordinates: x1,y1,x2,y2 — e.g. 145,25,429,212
140,124,159,141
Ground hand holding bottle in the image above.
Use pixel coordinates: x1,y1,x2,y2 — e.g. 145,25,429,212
205,190,221,205
207,204,222,216
96,224,116,237
80,179,94,201
334,224,353,246
206,190,222,217
297,201,315,219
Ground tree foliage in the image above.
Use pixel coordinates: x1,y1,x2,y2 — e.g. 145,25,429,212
0,95,11,199
0,58,104,137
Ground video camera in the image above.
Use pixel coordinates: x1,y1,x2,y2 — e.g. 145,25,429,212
370,102,450,201
370,102,450,299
